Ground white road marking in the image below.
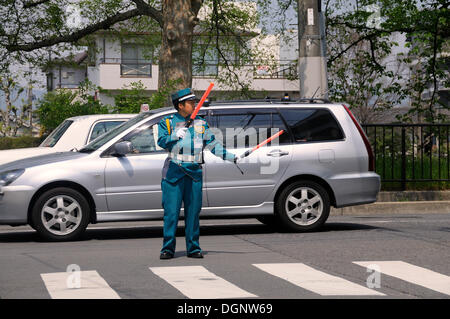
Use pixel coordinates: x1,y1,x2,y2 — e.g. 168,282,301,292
354,261,450,296
149,266,257,299
253,263,384,296
41,270,120,299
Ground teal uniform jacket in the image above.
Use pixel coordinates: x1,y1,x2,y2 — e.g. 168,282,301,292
157,112,236,181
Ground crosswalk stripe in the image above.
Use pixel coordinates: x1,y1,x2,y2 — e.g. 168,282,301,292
40,270,121,299
353,261,450,296
149,266,257,299
253,263,385,296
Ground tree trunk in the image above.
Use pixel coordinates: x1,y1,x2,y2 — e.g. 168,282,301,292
4,90,12,137
159,0,199,91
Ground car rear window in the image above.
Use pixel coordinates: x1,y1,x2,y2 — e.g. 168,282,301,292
278,108,344,142
39,120,74,147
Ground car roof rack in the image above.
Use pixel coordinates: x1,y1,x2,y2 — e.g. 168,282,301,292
297,98,331,103
205,97,331,106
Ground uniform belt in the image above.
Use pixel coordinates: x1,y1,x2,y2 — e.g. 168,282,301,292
169,153,202,163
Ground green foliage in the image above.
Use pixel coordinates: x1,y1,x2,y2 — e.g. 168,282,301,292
0,135,46,150
324,0,449,124
148,78,182,109
109,78,182,113
36,80,110,134
0,73,32,137
111,81,150,113
377,156,450,190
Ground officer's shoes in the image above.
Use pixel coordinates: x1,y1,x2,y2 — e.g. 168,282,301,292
160,251,174,260
187,252,204,258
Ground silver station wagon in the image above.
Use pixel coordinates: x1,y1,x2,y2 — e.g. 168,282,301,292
0,100,380,241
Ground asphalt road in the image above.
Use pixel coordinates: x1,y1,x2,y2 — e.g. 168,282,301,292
0,213,449,299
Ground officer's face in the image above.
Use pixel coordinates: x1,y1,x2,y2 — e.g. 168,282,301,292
179,100,196,117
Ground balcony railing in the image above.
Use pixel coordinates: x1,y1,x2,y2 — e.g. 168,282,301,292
253,60,298,79
98,58,152,77
97,58,298,79
55,83,80,89
192,60,298,79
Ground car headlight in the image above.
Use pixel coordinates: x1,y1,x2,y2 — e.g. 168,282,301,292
0,169,25,186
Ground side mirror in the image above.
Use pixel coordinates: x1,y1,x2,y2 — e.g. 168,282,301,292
112,141,132,157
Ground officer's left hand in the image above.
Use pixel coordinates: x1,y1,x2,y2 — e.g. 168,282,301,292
233,156,240,164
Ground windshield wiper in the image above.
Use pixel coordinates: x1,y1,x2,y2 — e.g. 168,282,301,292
78,148,94,153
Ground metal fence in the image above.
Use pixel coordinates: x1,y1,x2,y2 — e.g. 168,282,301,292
362,124,450,190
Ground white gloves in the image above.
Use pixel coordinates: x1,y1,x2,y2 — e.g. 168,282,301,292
176,127,188,140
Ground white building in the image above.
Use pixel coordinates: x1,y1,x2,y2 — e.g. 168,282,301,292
45,3,300,105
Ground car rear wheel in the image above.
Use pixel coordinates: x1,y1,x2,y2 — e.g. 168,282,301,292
276,181,330,232
31,187,90,241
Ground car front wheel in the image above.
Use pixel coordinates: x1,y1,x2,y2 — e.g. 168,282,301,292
31,187,90,241
276,181,330,232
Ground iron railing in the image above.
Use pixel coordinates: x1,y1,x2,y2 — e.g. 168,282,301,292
362,123,450,189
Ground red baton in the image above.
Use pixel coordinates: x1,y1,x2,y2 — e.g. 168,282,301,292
185,82,214,127
239,130,285,159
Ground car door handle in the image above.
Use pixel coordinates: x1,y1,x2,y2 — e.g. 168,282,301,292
267,149,289,157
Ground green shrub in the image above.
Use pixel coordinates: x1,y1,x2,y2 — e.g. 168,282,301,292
0,135,46,150
36,80,110,134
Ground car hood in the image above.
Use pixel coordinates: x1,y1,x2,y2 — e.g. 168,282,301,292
0,151,89,172
0,147,57,166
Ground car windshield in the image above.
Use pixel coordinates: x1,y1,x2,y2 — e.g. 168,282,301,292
40,120,74,147
78,112,155,153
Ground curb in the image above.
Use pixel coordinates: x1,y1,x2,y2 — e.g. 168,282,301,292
331,200,450,216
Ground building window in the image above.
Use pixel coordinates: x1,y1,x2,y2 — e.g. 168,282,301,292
192,42,219,77
46,73,54,91
62,71,75,82
121,43,152,77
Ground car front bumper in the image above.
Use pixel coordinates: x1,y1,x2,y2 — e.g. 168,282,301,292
0,185,35,225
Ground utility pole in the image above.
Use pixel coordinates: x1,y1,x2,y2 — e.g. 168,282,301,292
298,0,328,99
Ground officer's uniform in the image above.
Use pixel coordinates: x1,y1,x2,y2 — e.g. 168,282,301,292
157,89,236,257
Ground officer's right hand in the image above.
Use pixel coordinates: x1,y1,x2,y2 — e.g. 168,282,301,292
176,127,188,139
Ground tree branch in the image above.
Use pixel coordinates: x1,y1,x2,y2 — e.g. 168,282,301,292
327,31,380,66
329,19,450,39
22,0,50,9
130,0,163,27
369,38,383,71
6,8,142,52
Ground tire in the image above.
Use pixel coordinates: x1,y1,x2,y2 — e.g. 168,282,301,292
276,181,330,232
31,187,91,241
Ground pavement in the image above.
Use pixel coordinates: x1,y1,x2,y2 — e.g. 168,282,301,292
0,214,449,300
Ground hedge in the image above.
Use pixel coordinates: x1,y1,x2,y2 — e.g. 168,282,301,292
0,135,47,150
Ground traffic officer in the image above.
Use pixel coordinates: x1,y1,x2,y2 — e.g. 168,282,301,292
157,88,237,259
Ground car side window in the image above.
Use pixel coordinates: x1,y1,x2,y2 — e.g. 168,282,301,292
210,111,290,149
278,108,344,143
119,120,165,155
89,121,127,142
